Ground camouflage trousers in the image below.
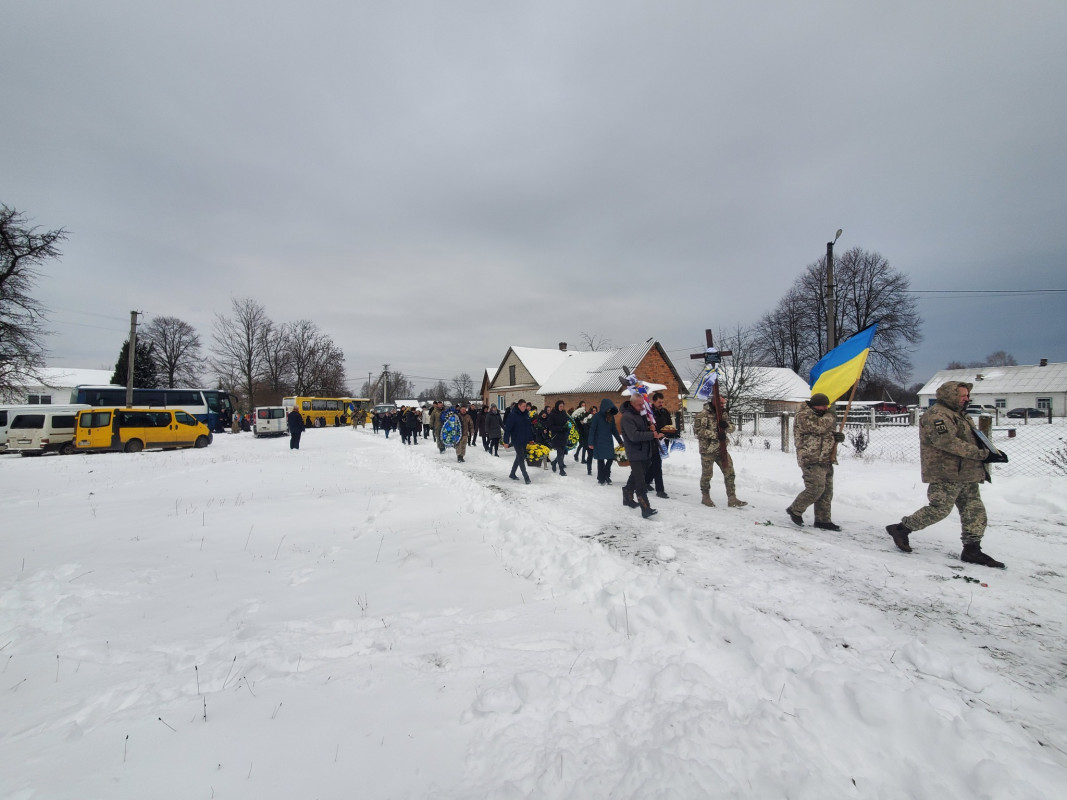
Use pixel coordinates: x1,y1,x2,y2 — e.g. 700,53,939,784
902,481,986,544
699,451,738,497
789,463,834,523
454,436,467,459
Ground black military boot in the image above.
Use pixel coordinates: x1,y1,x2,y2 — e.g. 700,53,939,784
885,523,912,553
813,521,842,531
786,507,804,527
961,543,1005,569
637,495,658,519
622,487,639,508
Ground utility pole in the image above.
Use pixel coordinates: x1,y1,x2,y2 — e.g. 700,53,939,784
381,364,389,405
125,310,140,407
367,372,372,400
826,229,842,353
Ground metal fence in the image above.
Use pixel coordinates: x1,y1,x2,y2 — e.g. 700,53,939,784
680,410,1067,478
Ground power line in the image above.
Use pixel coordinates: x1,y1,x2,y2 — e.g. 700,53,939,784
907,288,1067,295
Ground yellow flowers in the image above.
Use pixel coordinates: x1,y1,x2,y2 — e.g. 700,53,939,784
567,425,579,446
526,443,550,461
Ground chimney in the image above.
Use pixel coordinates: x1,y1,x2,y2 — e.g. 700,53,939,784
558,342,567,351
1040,358,1048,367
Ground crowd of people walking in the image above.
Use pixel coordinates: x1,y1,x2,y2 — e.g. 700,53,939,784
354,379,1009,570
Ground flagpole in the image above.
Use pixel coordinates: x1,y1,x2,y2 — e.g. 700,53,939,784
832,380,861,461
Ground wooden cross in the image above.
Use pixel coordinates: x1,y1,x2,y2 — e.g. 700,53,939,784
690,329,733,468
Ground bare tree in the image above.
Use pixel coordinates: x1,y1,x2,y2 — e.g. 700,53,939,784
691,324,793,414
753,247,921,384
308,339,347,396
0,205,65,400
212,297,270,410
286,319,320,396
449,372,475,403
753,287,815,374
259,321,293,395
388,370,415,401
578,331,613,351
417,380,450,403
983,350,1017,367
141,315,202,388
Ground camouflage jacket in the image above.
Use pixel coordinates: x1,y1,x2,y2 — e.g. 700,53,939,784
919,381,988,483
793,402,837,466
692,404,735,456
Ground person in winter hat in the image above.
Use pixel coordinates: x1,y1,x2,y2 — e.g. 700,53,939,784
619,385,665,519
546,400,571,476
885,380,1007,568
786,392,845,530
587,398,623,484
693,398,746,508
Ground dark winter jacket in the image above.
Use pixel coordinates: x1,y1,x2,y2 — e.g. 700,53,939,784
287,409,305,433
484,409,503,439
587,398,623,460
503,407,533,449
546,407,571,449
619,400,657,462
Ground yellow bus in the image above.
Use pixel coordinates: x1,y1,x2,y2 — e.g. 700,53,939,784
282,397,370,428
75,408,213,453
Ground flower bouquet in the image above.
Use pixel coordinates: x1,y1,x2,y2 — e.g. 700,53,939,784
526,442,550,467
567,423,579,447
613,445,629,467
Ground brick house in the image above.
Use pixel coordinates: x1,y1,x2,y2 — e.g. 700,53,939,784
486,339,687,417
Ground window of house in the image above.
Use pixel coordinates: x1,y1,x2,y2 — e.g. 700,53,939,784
27,394,52,404
509,365,516,385
994,398,1006,409
1037,397,1051,410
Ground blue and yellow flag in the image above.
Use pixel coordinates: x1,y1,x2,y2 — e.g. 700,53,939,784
808,323,879,403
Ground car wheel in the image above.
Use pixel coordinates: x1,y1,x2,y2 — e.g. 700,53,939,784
195,435,209,448
60,442,76,456
124,439,144,453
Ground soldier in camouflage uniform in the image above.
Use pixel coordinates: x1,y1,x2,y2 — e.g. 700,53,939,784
786,393,845,530
885,380,1007,568
693,400,746,508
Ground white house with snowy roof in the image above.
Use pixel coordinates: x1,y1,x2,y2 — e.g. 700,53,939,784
917,359,1066,416
6,367,115,405
683,366,812,414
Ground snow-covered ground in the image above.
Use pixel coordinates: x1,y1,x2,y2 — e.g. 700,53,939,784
3,426,1066,799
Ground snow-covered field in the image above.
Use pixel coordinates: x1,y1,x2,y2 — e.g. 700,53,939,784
3,426,1066,799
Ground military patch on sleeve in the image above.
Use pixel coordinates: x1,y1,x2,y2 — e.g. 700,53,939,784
933,419,948,436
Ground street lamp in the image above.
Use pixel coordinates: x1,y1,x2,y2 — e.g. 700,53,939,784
826,228,843,351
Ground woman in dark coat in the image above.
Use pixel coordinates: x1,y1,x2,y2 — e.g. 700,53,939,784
587,398,624,485
546,400,571,475
484,404,503,456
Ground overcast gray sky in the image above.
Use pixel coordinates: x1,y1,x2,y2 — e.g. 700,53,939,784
5,0,1065,394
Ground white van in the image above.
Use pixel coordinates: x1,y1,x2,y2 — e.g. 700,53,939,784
4,407,88,456
253,406,288,437
1,405,89,454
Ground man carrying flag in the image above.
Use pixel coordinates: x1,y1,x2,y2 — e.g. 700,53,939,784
786,324,878,530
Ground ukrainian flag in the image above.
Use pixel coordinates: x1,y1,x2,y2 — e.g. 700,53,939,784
808,323,879,403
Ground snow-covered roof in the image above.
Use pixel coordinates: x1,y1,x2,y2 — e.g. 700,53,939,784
537,340,662,394
26,367,116,389
686,366,811,402
508,346,571,385
918,362,1067,396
